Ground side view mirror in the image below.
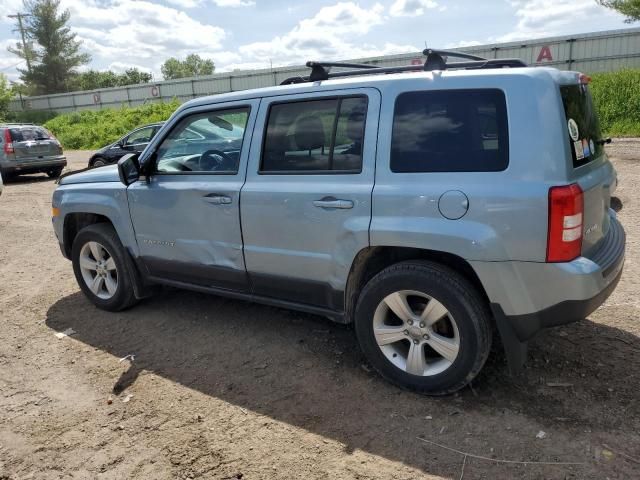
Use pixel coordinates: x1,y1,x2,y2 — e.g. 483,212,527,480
118,153,141,186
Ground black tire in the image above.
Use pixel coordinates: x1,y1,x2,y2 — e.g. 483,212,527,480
71,223,138,311
354,260,492,395
47,167,63,178
91,157,107,168
1,170,15,182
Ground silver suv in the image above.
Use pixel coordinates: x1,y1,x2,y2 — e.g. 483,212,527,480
0,123,66,179
51,51,625,395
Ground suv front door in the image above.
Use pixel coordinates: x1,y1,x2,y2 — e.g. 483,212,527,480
241,88,380,312
127,100,258,291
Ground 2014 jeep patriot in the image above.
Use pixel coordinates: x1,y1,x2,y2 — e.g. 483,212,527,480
52,51,625,395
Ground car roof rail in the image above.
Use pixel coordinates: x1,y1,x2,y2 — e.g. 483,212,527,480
280,49,528,85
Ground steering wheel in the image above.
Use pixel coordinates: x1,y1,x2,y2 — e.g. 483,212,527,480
199,149,234,172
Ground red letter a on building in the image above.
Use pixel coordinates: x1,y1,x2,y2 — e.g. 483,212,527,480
537,46,553,62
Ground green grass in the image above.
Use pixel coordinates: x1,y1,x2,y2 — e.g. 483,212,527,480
40,69,640,150
44,101,180,150
589,69,640,137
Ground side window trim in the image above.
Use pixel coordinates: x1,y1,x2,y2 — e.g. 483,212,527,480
150,104,253,176
259,94,369,175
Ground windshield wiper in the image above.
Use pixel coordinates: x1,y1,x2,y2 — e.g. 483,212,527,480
595,138,612,145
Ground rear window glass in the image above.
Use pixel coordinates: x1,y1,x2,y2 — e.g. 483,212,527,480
391,89,509,173
560,84,603,168
10,127,50,142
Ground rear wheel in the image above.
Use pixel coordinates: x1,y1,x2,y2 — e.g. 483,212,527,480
72,223,138,311
1,170,14,182
354,261,492,395
47,167,63,178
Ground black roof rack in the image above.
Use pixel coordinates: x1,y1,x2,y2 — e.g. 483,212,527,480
280,49,527,85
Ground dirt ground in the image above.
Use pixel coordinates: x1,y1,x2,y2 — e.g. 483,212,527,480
0,145,639,480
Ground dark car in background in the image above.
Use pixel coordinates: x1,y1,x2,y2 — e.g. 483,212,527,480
88,122,164,168
0,123,66,179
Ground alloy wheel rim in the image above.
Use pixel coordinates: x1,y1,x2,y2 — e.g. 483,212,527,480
79,241,118,300
372,290,460,376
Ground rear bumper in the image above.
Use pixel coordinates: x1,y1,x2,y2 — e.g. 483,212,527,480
491,263,623,341
1,156,67,174
472,212,625,341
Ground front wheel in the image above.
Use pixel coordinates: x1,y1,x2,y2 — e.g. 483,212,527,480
71,223,138,311
354,261,492,395
92,157,107,168
47,167,63,178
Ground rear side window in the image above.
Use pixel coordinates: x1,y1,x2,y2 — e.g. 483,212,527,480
560,84,603,168
261,96,368,173
391,89,509,173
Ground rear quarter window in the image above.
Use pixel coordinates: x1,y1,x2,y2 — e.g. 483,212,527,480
390,89,509,173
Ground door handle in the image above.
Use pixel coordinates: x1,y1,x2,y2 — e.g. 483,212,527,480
313,197,354,209
203,194,232,205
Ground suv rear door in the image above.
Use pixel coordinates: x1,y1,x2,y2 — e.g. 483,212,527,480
241,88,380,312
560,81,615,256
10,126,61,160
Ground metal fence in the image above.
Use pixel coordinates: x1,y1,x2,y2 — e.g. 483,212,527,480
10,27,640,114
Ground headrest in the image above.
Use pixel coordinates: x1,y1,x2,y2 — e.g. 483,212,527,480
294,116,325,151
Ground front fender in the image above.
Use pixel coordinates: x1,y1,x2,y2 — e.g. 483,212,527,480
52,182,139,258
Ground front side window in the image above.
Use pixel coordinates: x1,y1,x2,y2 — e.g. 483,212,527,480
155,107,249,174
261,96,368,173
125,126,155,146
391,89,509,173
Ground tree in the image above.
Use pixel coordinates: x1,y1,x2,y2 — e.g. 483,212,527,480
8,0,90,94
161,54,214,80
598,0,640,22
70,68,152,91
121,68,152,85
0,75,15,120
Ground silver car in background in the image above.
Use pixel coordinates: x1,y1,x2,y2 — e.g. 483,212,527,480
0,123,66,180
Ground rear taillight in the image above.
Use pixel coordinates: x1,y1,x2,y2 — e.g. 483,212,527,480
3,129,14,154
547,183,583,262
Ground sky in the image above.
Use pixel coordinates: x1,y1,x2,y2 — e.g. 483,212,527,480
0,0,634,82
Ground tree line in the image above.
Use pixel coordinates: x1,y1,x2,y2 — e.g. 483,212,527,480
6,0,216,97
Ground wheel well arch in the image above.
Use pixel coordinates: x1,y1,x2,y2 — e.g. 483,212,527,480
62,212,114,258
344,246,489,323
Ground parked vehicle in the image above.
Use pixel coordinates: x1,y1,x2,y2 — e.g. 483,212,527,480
0,170,3,196
0,124,66,179
88,122,164,168
52,50,625,395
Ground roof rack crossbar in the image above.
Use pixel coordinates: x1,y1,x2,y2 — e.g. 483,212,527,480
279,49,528,85
305,61,380,82
423,49,487,62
